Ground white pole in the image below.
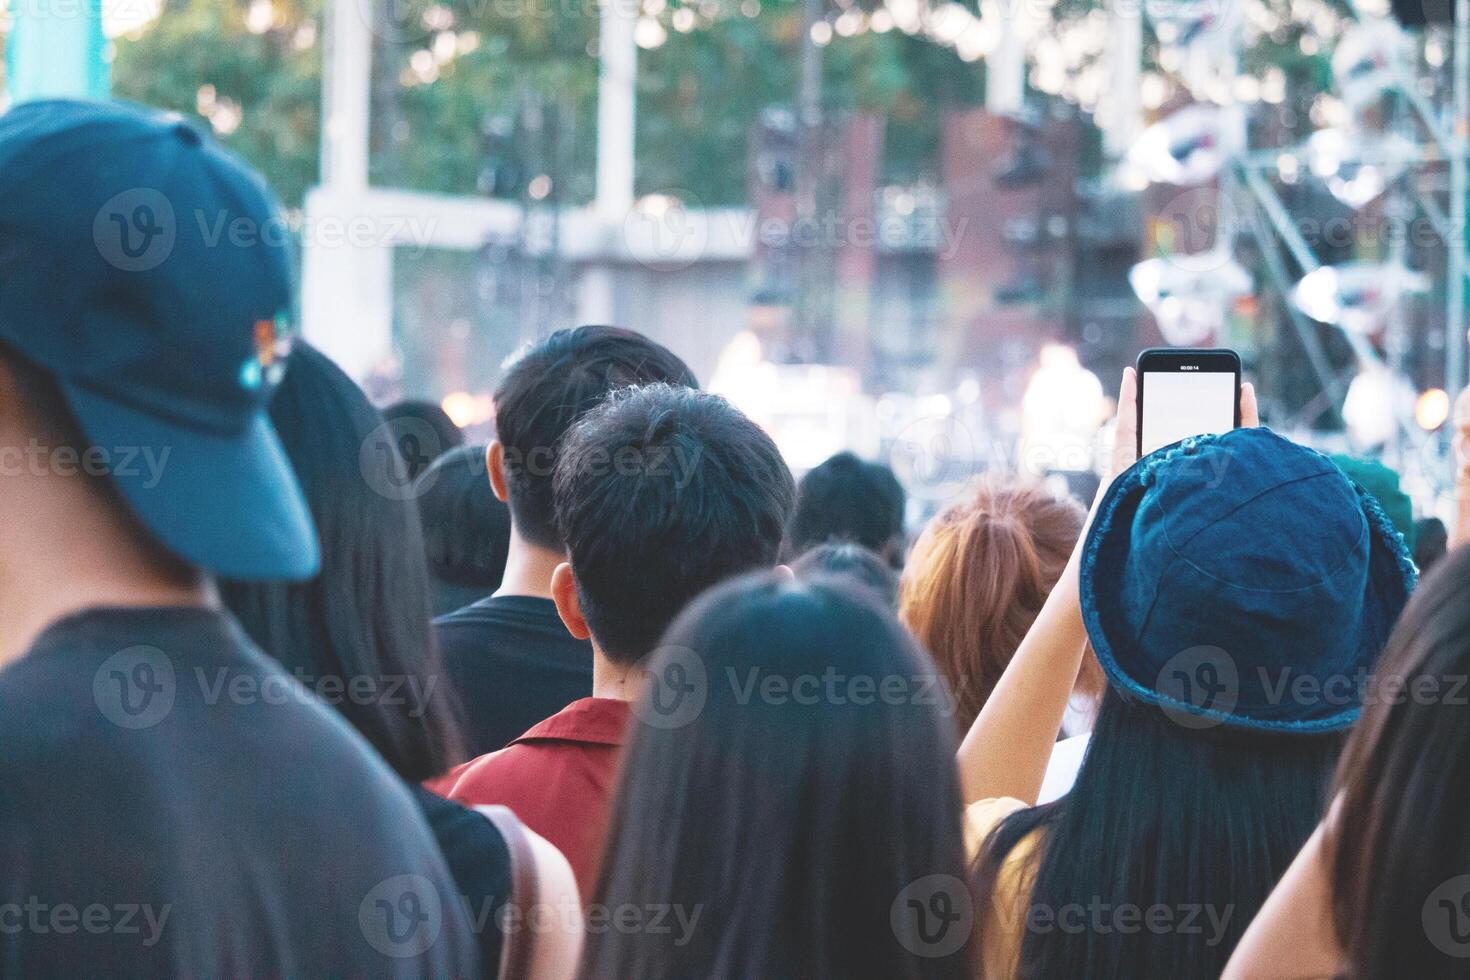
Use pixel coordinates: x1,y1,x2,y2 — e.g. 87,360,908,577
583,0,639,324
304,0,388,379
1103,0,1142,158
321,0,372,192
596,0,638,222
986,0,1026,113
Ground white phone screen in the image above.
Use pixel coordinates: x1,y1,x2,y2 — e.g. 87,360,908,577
1141,370,1236,456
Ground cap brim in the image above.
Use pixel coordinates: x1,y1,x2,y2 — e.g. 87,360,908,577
60,381,320,581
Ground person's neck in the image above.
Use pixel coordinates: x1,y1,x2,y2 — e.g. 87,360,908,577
0,492,211,667
493,529,565,601
591,646,646,701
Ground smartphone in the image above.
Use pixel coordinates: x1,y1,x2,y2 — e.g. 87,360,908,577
1136,348,1241,457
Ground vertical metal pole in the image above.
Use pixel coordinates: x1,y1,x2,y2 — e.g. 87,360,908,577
1103,0,1143,159
1448,0,1470,396
322,0,371,192
986,0,1026,113
596,0,637,223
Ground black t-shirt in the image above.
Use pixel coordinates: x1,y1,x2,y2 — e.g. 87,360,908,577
435,595,592,756
0,606,478,977
411,785,510,973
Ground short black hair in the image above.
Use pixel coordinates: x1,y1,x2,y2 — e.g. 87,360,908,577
791,542,900,610
788,451,907,567
494,326,697,550
381,399,464,483
413,444,511,613
553,384,794,662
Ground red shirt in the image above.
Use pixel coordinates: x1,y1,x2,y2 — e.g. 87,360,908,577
427,697,631,897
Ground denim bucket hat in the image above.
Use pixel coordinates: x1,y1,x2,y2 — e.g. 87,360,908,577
1079,427,1417,732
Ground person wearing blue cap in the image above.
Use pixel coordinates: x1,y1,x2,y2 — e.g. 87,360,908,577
955,368,1416,979
0,100,475,974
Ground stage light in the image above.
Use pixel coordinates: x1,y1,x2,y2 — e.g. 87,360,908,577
1344,368,1413,450
1128,104,1245,186
1129,255,1252,346
1332,20,1411,113
1306,128,1416,208
1417,388,1451,430
1291,262,1429,334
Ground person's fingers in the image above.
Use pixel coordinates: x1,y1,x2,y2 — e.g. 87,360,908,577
1240,381,1260,428
1110,367,1139,477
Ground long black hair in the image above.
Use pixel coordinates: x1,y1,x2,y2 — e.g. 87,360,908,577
220,343,463,782
1330,544,1470,979
975,687,1341,979
580,572,971,980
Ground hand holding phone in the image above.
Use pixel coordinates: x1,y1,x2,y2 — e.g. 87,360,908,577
1136,348,1242,457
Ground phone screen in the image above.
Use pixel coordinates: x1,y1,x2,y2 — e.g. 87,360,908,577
1140,366,1237,456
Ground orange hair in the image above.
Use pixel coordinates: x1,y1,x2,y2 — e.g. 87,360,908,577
900,478,1105,734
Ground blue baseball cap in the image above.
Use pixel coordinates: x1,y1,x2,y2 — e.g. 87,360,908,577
0,99,318,580
1080,427,1416,732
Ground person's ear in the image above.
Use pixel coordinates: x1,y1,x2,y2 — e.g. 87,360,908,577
487,441,509,503
550,562,592,641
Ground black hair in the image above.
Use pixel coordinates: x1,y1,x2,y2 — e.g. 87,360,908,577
791,541,900,610
412,443,511,615
552,383,794,663
220,344,463,782
582,572,972,980
789,451,907,568
975,687,1340,979
1413,516,1449,575
1330,544,1470,979
493,326,697,550
381,399,465,483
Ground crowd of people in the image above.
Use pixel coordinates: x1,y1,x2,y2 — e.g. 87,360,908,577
5,97,1470,979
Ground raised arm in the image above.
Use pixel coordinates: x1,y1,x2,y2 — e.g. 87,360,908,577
956,370,1258,805
1222,817,1342,980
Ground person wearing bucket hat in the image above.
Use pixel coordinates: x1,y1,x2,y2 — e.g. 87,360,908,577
955,367,1415,980
0,100,475,974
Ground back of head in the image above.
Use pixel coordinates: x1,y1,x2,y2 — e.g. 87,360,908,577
901,479,1096,731
972,429,1417,979
553,384,795,663
494,326,697,550
792,542,900,610
413,443,511,611
789,452,907,567
1331,454,1416,552
584,573,970,980
382,399,464,482
220,344,462,781
977,688,1341,979
1331,544,1470,979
